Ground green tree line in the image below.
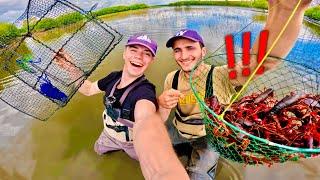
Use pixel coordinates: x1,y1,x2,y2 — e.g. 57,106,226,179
168,0,268,9
0,4,150,44
0,2,319,45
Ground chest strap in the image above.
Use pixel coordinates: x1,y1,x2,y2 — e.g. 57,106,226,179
107,76,146,128
172,66,214,97
172,70,180,90
172,66,214,118
109,76,146,105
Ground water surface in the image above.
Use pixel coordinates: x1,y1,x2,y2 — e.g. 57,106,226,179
0,6,319,180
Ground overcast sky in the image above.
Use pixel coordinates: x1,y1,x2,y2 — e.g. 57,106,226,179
0,0,319,23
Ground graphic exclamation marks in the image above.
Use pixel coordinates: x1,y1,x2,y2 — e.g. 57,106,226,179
225,30,270,80
257,30,269,75
242,32,251,77
225,34,236,79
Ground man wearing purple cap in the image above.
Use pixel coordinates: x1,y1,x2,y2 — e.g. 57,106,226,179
55,34,189,179
158,0,312,179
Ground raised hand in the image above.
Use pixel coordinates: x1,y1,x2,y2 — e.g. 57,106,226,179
53,49,76,71
269,0,312,11
158,89,184,109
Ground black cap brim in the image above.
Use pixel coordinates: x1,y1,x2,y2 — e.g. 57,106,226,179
166,36,181,48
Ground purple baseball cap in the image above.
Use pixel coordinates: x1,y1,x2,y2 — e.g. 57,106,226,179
166,29,205,48
126,34,157,56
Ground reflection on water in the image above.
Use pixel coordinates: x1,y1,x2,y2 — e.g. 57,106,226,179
0,6,319,180
0,101,34,179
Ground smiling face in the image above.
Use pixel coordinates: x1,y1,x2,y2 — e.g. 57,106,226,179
123,44,155,78
172,38,206,73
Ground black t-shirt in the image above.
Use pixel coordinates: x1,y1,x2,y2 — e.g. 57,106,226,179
97,71,157,122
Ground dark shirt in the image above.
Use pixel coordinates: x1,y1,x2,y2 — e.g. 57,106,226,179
97,71,157,122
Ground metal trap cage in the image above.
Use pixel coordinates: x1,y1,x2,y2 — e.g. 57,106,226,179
0,0,122,120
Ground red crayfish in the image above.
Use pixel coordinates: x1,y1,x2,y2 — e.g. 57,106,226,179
205,88,320,149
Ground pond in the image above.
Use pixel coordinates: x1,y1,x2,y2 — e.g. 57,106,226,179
0,6,319,180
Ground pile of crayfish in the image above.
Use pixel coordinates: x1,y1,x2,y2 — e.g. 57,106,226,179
205,88,320,149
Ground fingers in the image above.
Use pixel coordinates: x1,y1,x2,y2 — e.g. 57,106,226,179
53,50,76,70
166,99,179,109
158,89,184,109
168,89,184,98
53,55,64,67
160,99,178,109
273,0,312,11
61,51,74,63
54,51,66,63
53,55,69,69
56,49,74,62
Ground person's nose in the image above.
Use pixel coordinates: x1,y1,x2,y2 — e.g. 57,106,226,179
181,50,189,60
134,50,143,60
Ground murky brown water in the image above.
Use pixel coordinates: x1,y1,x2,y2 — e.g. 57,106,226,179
0,6,319,180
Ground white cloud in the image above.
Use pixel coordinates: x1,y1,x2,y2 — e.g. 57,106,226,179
0,0,27,22
0,10,23,18
0,10,24,22
0,0,27,12
0,0,24,6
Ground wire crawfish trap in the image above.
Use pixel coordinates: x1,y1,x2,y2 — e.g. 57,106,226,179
0,0,122,120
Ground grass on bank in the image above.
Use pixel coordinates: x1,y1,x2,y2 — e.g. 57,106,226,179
168,0,268,9
0,23,21,45
168,1,320,21
0,4,150,44
29,4,149,32
32,12,85,31
92,4,149,17
305,6,320,21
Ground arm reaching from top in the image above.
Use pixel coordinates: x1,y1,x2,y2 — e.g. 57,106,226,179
232,0,312,86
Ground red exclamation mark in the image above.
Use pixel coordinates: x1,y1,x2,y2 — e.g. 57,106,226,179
242,32,251,77
257,30,269,74
225,34,236,79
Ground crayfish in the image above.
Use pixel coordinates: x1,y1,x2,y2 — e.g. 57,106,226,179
205,88,320,149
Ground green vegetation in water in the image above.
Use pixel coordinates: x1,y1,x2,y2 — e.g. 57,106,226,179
92,4,149,17
168,1,320,22
0,23,20,45
99,8,149,21
30,12,85,31
168,0,268,9
33,21,86,42
305,6,320,21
